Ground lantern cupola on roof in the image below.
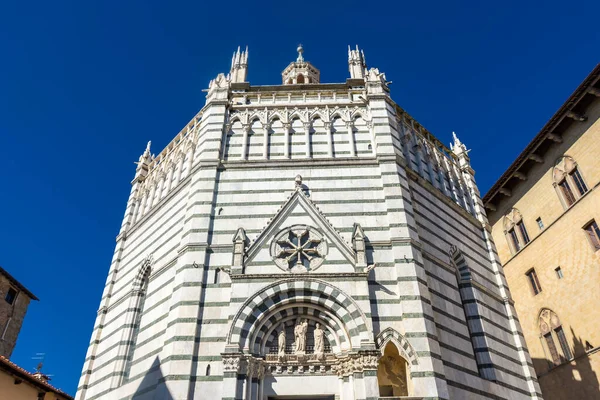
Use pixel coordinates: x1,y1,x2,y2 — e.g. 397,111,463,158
282,44,320,85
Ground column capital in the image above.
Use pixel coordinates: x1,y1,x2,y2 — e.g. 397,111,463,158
156,170,167,180
222,353,244,373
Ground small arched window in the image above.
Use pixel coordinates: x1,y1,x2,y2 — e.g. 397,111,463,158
553,156,588,208
503,208,530,254
450,246,497,381
539,309,572,366
120,258,152,385
296,74,305,84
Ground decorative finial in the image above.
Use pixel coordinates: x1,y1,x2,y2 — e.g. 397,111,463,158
450,131,469,157
452,132,461,146
144,141,152,156
295,174,303,188
296,44,304,62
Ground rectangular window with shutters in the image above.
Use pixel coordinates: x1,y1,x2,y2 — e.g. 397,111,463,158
559,180,576,207
555,327,573,361
517,221,530,244
526,269,542,295
544,332,561,365
584,220,600,251
570,168,588,196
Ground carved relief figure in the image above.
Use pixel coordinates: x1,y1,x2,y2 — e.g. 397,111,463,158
278,326,286,355
294,318,308,353
314,323,324,354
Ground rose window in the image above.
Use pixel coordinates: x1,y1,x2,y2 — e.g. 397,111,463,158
270,225,328,272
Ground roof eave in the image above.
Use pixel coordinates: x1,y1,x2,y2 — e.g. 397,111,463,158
482,63,600,207
0,266,39,301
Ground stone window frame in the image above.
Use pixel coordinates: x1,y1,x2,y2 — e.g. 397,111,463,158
111,256,153,388
449,246,497,381
4,286,18,305
525,268,542,296
538,309,573,368
503,208,530,255
552,156,589,209
536,217,544,230
582,219,600,251
554,266,563,279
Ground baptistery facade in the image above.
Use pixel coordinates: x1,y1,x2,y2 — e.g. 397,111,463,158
76,46,542,400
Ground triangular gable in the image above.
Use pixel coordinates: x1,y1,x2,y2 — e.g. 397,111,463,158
244,188,356,268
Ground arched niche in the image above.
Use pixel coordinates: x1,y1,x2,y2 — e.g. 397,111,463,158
331,117,347,157
311,117,327,159
227,279,372,354
263,315,336,356
224,120,243,160
290,117,304,158
352,116,371,157
248,119,262,160
377,342,412,397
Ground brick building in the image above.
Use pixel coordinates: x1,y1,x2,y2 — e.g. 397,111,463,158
484,64,600,399
0,266,38,358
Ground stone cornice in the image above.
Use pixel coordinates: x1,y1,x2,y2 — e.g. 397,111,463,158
230,272,369,281
219,157,379,170
483,63,600,210
230,101,363,110
246,83,351,92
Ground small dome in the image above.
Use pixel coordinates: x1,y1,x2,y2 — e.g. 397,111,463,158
282,45,320,85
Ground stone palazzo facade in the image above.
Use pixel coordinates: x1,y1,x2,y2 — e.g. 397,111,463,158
76,46,542,400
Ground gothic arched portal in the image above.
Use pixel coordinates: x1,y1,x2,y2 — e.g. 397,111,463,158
377,342,411,397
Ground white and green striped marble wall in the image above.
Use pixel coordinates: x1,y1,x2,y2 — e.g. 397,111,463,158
76,54,541,400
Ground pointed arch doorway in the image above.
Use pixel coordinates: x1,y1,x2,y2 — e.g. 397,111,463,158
377,342,412,397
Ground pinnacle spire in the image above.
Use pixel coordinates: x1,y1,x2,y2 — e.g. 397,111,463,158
134,140,153,181
452,132,461,146
229,46,248,83
451,131,469,159
348,45,367,79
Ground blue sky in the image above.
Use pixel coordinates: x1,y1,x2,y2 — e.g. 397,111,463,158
1,0,598,394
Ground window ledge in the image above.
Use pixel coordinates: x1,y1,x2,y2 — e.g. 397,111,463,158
538,346,600,377
562,188,590,212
